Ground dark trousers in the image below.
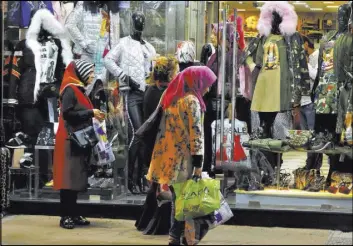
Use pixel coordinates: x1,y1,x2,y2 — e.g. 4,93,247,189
169,186,184,244
300,103,322,170
258,112,283,168
60,189,78,217
127,91,145,183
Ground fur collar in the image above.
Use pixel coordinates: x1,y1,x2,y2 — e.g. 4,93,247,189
257,1,298,37
26,8,73,102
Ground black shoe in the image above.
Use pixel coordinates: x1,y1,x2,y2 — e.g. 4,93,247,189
128,180,140,194
73,216,90,226
19,153,34,169
137,177,148,194
60,216,75,229
5,137,27,149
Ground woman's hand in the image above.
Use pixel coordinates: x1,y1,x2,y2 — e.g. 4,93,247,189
93,109,105,122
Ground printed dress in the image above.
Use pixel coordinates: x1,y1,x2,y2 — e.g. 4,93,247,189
147,94,204,185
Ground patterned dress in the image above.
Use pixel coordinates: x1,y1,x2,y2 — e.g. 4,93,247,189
147,94,204,185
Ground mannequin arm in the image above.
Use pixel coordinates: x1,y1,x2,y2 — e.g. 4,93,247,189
7,40,25,105
65,1,88,50
104,41,130,91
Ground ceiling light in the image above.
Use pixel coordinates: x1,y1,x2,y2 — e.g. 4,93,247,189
305,5,310,8
323,1,335,3
239,1,243,4
237,9,246,11
293,2,307,5
326,5,339,8
310,8,323,11
256,6,262,9
256,1,266,3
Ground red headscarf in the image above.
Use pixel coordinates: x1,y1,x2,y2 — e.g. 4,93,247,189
59,61,85,95
161,66,217,112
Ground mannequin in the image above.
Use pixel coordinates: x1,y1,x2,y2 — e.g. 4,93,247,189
104,12,156,194
65,1,120,97
313,4,351,121
7,9,72,151
242,2,310,171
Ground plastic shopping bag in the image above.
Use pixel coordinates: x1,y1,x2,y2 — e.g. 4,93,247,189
173,178,221,221
207,193,234,229
92,118,115,165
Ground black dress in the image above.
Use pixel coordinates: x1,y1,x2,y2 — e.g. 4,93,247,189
135,85,171,235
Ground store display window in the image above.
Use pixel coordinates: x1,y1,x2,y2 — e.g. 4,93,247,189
1,1,206,205
211,1,352,213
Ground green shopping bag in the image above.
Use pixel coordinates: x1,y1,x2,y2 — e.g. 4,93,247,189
173,178,221,221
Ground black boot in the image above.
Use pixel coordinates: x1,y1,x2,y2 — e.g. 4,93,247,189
128,179,140,194
137,176,148,194
60,216,75,229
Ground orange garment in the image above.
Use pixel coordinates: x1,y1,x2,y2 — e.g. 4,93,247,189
147,94,204,185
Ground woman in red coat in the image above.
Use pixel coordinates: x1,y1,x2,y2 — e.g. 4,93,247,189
53,59,105,229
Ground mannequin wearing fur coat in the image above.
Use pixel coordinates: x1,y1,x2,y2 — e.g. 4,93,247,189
7,9,73,148
241,1,311,169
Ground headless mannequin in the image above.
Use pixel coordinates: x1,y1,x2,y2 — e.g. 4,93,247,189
314,4,351,137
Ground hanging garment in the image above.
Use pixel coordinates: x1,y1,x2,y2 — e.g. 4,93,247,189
0,147,11,215
211,118,251,170
6,1,21,27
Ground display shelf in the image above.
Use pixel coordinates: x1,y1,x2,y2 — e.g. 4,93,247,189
233,188,353,214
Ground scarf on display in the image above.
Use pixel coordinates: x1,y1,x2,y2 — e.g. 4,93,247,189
161,66,217,112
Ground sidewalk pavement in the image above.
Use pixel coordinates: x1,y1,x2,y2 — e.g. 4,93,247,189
1,215,352,245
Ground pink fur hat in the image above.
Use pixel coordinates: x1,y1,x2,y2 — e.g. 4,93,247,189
257,1,298,37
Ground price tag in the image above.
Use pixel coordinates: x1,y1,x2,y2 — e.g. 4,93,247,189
89,195,101,201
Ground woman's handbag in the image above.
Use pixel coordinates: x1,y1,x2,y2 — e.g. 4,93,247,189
68,125,99,150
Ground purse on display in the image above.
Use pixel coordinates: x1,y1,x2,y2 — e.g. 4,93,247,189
286,130,314,149
68,125,99,150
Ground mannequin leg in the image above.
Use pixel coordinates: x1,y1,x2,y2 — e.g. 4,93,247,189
127,91,145,194
258,112,280,169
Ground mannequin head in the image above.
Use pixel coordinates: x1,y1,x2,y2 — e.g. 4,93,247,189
131,12,146,41
271,11,283,35
337,4,351,33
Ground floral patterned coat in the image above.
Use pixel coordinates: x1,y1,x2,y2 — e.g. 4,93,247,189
147,94,204,185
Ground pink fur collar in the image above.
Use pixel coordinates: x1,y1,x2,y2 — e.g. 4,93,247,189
257,1,298,37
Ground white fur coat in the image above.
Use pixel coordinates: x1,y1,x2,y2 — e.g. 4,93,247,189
257,1,298,37
26,8,73,102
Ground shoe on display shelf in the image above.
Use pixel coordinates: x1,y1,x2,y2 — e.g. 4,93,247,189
99,178,114,189
90,178,106,188
5,136,28,149
305,175,326,192
19,153,34,169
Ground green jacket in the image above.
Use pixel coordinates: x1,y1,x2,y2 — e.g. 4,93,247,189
241,32,311,110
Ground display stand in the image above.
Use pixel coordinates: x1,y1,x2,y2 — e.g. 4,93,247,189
33,145,122,200
232,145,353,213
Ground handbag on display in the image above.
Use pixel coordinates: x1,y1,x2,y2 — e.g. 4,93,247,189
286,130,314,149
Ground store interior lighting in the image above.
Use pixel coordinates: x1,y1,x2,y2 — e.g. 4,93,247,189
326,5,339,8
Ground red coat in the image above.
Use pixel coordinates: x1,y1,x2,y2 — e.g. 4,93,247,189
53,62,94,191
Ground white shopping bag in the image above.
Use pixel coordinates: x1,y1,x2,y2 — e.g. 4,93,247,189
207,193,234,229
92,118,116,165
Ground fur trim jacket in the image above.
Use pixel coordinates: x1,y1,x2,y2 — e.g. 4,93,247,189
8,9,73,106
240,1,311,108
